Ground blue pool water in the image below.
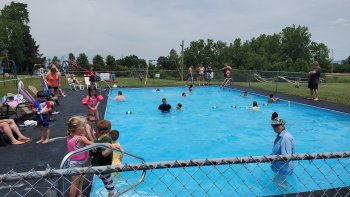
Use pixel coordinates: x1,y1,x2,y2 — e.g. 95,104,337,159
91,86,350,196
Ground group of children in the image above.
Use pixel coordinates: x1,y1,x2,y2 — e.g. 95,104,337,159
67,116,123,197
65,82,124,197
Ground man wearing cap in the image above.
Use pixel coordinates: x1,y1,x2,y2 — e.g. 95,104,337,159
270,117,295,188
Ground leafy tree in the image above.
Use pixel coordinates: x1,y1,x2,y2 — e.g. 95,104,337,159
0,2,41,74
116,55,146,68
105,55,116,67
92,54,105,70
68,53,75,61
76,53,89,68
280,25,311,62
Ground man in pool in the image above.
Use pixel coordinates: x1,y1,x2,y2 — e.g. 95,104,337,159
158,98,172,113
270,117,294,189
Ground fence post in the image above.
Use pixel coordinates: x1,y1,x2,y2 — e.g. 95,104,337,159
248,70,251,87
275,71,279,93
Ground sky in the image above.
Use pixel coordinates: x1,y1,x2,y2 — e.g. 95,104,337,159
1,0,349,61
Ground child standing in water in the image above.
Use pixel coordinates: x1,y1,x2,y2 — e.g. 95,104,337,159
67,116,94,197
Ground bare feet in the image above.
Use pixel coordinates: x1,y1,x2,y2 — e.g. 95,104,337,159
12,140,25,145
36,139,44,144
41,139,49,144
18,137,31,142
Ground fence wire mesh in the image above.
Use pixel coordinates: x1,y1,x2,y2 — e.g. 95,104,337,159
1,152,349,197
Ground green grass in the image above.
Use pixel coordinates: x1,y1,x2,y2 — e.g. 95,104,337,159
236,82,350,105
325,73,350,83
1,75,348,105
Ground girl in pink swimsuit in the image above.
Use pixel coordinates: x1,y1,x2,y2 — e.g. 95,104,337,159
67,116,94,197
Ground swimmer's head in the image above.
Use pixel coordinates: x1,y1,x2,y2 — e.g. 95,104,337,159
162,98,167,104
271,112,278,120
269,94,274,98
156,88,160,91
253,101,258,107
182,92,187,96
176,103,182,109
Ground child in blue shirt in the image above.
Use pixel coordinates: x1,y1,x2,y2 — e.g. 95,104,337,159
32,91,52,144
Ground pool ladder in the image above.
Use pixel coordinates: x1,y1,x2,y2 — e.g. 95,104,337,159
60,143,146,196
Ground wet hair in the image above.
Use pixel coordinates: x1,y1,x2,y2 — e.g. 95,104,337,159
269,94,274,98
271,112,278,120
177,103,182,108
118,91,122,95
37,91,46,98
253,101,258,107
182,92,186,96
109,130,120,141
97,120,111,134
67,116,86,136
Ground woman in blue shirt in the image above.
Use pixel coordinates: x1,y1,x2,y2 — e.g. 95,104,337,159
270,117,295,189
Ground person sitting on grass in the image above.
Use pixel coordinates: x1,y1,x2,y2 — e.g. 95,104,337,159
268,94,279,103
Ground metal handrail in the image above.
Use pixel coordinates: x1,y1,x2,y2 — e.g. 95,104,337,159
60,143,146,196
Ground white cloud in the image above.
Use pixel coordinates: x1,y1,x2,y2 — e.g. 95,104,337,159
334,18,350,26
1,0,349,60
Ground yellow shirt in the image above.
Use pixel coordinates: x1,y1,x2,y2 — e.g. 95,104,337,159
112,142,122,165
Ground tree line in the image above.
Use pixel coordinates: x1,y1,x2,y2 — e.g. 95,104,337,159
1,2,349,75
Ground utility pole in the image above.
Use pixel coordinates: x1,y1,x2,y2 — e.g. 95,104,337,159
331,49,334,73
180,40,184,81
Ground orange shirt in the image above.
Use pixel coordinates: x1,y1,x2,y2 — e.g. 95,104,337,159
46,73,59,87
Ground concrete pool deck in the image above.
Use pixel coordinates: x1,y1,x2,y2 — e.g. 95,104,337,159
1,85,349,174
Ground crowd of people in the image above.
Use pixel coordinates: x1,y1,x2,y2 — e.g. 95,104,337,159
0,61,325,193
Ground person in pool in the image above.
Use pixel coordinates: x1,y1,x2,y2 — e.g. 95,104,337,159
189,85,193,92
268,94,279,103
158,98,171,113
271,112,279,120
175,103,183,110
182,92,187,97
250,101,260,111
240,91,248,97
114,91,125,101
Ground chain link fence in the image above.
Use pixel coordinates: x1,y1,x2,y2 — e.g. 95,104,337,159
1,151,349,197
231,69,327,93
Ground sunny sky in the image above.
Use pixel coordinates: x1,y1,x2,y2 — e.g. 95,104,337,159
1,0,349,61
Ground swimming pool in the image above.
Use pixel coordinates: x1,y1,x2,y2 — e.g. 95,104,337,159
91,86,350,196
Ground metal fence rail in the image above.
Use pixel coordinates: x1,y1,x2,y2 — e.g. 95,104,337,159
1,152,349,196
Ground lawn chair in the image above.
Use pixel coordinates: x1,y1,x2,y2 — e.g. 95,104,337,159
84,76,91,89
67,75,84,90
28,85,38,96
